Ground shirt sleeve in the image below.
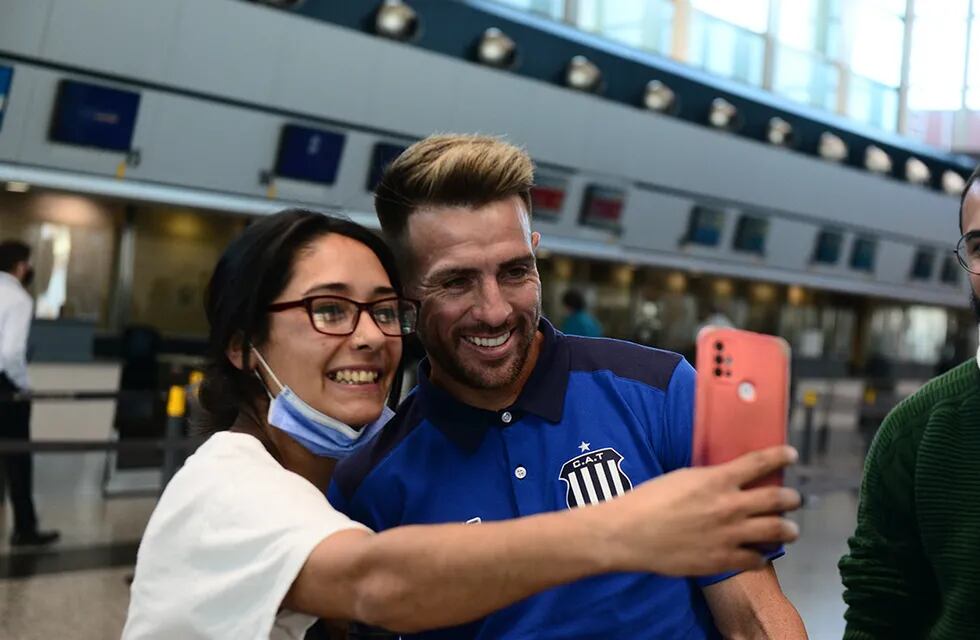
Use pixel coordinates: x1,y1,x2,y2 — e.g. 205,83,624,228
125,459,369,639
0,294,31,390
660,356,696,472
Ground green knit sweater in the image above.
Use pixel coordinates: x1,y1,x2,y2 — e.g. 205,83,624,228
840,359,980,639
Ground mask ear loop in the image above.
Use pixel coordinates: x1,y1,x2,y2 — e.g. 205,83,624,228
250,346,284,399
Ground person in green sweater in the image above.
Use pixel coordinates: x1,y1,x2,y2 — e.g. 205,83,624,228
839,162,980,639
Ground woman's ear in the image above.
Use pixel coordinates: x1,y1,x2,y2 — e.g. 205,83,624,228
226,333,250,371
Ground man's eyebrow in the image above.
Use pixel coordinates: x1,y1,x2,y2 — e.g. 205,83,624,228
425,266,481,282
499,255,536,270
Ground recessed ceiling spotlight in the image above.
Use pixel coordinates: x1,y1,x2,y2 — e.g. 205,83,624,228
864,145,892,175
942,170,967,195
476,28,518,68
374,0,419,42
767,117,794,147
817,132,848,162
643,80,677,113
708,98,741,131
565,55,602,93
905,157,931,186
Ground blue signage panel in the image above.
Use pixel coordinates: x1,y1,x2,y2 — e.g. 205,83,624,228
0,66,12,133
366,142,407,191
275,124,346,185
49,80,140,151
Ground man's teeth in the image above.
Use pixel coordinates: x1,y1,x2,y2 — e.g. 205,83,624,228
465,332,511,348
331,370,380,385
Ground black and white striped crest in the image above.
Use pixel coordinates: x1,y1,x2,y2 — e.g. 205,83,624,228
559,447,633,508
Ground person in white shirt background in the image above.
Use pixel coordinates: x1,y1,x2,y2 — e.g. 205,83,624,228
122,208,802,640
0,240,59,547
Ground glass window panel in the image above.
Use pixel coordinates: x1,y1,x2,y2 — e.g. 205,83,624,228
490,0,565,20
864,0,908,15
688,11,767,85
907,17,968,110
575,0,674,56
969,18,980,99
775,0,842,57
850,6,904,86
914,0,970,19
691,0,770,33
848,75,899,131
967,87,980,110
773,46,840,110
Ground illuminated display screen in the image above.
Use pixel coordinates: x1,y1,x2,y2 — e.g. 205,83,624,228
580,184,625,232
367,142,406,191
49,80,140,151
275,124,346,185
0,66,12,133
531,173,567,221
685,206,724,246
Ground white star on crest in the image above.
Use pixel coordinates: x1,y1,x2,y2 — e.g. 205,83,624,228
578,441,591,453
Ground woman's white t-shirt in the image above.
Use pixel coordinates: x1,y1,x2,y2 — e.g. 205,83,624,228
122,431,368,640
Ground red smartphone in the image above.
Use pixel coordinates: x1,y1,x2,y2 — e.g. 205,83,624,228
692,327,790,487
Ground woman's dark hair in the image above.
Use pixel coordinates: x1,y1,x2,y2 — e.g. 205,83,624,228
561,289,586,313
197,208,402,434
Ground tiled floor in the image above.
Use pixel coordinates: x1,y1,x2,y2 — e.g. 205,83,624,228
0,426,869,639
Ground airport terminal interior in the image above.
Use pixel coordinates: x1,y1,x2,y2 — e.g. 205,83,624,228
1,0,979,638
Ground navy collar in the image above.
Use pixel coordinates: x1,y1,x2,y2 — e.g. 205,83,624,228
416,318,570,452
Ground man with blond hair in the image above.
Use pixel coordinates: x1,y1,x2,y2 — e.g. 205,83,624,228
331,134,806,639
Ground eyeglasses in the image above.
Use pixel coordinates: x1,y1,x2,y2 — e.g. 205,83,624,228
955,232,980,275
268,295,419,337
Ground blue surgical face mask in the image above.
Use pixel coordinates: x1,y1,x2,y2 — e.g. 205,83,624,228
251,348,392,459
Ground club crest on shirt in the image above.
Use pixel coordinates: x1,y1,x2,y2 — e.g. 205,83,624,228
559,446,633,509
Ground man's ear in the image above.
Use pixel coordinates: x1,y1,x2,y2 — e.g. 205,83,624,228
226,333,250,371
531,231,541,251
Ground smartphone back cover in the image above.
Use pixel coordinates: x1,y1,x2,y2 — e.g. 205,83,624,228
693,327,790,485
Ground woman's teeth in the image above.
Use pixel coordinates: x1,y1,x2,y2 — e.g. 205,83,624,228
465,332,511,348
330,370,380,385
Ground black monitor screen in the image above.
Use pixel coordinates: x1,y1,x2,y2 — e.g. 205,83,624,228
941,255,961,284
813,229,843,265
733,215,768,255
0,66,12,133
910,248,936,280
49,80,140,151
366,142,407,191
275,124,346,185
850,237,877,272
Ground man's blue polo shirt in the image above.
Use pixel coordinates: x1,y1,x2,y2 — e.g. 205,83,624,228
330,319,743,639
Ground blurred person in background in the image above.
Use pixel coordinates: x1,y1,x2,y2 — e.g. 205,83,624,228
559,288,602,337
123,208,803,640
333,135,807,640
839,164,980,638
0,240,59,547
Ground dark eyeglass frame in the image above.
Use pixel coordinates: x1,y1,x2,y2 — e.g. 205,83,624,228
955,232,980,275
267,294,420,337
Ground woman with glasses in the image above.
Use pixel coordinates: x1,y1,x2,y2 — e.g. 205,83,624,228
122,208,801,640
